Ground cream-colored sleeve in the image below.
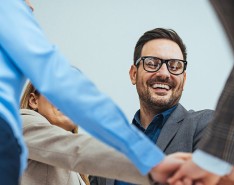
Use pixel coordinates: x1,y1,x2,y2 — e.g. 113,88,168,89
21,109,149,184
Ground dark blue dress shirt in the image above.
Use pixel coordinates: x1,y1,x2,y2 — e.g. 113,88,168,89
115,105,177,185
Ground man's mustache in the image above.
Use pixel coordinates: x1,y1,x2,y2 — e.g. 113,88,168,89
146,77,176,88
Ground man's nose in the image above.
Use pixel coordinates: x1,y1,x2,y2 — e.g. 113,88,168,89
155,63,170,77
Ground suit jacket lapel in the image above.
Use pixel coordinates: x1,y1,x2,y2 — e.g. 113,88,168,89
156,104,187,151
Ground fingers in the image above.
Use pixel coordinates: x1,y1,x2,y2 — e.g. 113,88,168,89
218,176,234,185
173,180,184,185
150,156,185,183
166,153,224,185
169,173,220,185
171,178,192,185
167,165,185,184
182,177,192,185
194,182,203,185
203,175,220,185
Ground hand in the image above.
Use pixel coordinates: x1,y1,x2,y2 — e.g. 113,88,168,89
218,167,234,185
150,152,191,183
217,176,234,185
227,167,234,181
167,159,220,185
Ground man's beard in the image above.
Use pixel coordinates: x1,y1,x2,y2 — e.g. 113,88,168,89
136,76,183,111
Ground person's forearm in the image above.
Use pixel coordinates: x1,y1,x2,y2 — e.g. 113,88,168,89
22,110,150,184
2,0,164,174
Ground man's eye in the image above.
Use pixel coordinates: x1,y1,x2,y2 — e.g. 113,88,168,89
168,61,183,71
145,59,160,68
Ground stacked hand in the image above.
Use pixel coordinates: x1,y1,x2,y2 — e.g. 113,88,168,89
149,152,234,185
149,152,191,184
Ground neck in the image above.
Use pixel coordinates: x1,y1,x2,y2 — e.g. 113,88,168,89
139,100,176,129
139,102,163,129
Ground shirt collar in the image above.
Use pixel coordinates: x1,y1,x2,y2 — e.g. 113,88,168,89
132,105,177,130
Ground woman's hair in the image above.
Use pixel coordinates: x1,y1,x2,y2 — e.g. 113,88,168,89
20,82,39,109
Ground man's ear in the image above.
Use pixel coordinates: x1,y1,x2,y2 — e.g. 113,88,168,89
28,93,39,110
129,65,137,85
182,72,187,91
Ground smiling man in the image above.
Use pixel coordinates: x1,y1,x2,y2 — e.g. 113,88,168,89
89,28,214,185
128,28,212,151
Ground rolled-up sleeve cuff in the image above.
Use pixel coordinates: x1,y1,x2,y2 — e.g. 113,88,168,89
192,150,232,176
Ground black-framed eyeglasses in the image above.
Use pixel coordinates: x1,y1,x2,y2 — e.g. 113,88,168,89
135,56,187,75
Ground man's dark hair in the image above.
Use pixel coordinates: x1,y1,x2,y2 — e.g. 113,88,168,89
133,28,187,64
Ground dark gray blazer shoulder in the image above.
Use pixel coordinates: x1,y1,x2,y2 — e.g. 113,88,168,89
90,104,214,185
157,104,213,154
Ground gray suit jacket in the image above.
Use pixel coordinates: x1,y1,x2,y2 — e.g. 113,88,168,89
20,109,150,185
198,0,234,166
90,104,213,185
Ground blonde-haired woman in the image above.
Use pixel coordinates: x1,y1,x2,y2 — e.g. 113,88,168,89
20,82,149,185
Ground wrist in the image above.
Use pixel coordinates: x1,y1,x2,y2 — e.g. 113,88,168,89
227,167,234,181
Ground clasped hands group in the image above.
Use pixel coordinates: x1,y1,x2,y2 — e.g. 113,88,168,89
149,153,234,185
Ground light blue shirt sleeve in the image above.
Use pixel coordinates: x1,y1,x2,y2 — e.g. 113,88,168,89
193,150,233,176
0,0,164,174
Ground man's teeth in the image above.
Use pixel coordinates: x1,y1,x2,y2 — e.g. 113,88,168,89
152,84,170,90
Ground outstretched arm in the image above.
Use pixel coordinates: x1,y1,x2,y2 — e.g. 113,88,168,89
1,0,163,174
22,109,150,184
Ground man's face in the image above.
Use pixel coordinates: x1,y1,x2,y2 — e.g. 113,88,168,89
129,39,186,110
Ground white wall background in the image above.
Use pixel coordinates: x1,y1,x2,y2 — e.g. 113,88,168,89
31,0,233,121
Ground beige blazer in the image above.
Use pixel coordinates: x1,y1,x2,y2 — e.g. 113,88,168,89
20,109,149,185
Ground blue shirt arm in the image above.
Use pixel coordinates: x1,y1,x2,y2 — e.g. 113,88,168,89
0,0,164,174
